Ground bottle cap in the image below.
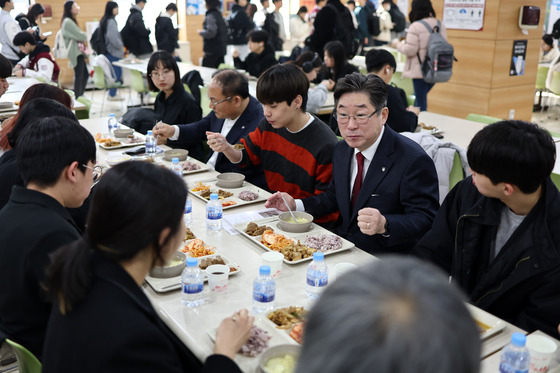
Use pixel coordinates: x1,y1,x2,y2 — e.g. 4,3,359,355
259,265,271,275
511,332,526,347
172,157,179,163
147,130,153,136
313,252,324,261
210,193,219,200
109,113,115,117
186,257,198,267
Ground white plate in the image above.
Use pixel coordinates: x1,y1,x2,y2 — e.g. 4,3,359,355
467,304,507,340
188,179,268,210
144,253,240,293
156,157,211,175
234,217,354,265
0,101,13,109
99,135,146,149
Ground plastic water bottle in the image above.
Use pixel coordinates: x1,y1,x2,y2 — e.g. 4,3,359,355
206,193,222,231
253,265,275,315
107,113,117,135
145,130,156,155
306,252,328,301
170,157,183,178
499,332,530,373
183,196,192,226
181,258,204,307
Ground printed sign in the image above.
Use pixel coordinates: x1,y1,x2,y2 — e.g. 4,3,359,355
510,40,527,76
443,0,485,31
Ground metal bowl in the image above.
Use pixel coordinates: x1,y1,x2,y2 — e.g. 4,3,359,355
105,154,132,167
216,172,245,188
113,128,134,138
259,344,301,373
163,149,189,161
149,251,186,278
277,212,314,233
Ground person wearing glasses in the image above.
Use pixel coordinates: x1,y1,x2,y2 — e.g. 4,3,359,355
152,69,266,189
266,73,438,254
0,113,96,360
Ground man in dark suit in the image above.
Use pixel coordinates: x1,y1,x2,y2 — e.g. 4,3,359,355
266,73,439,254
0,116,96,359
153,69,266,189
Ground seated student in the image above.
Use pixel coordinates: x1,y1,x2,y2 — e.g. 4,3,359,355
540,34,559,64
296,256,481,373
413,120,560,338
147,51,203,159
320,40,359,83
0,116,96,359
153,69,266,189
290,51,334,115
0,53,11,100
208,64,339,224
233,29,277,78
42,161,253,372
365,49,418,132
266,73,439,254
12,31,60,83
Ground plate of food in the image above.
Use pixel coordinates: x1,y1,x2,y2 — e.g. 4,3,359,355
188,179,268,210
95,132,145,149
156,157,211,175
467,304,506,340
144,253,240,293
266,306,307,345
418,122,443,135
234,217,354,264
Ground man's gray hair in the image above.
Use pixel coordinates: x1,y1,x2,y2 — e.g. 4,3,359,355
296,256,481,373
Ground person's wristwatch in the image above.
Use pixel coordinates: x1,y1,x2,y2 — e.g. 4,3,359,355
381,221,390,238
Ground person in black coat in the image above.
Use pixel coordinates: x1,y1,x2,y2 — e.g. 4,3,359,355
233,29,277,78
198,0,227,68
42,161,254,373
121,0,152,58
0,114,96,360
306,0,356,57
226,0,254,61
155,3,180,58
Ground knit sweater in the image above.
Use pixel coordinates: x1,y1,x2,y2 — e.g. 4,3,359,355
61,17,88,68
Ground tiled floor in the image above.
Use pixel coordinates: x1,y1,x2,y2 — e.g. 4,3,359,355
532,92,560,136
86,86,153,120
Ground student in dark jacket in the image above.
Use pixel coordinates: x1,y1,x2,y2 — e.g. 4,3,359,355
121,0,152,58
306,0,356,57
226,0,254,62
155,3,180,58
233,29,277,78
198,0,227,68
147,51,203,160
42,161,253,373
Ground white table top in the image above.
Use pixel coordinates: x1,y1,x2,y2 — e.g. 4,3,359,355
418,111,485,150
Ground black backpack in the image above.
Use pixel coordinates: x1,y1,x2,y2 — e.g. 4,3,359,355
90,26,106,55
367,12,381,36
262,13,283,51
389,6,406,33
327,4,358,58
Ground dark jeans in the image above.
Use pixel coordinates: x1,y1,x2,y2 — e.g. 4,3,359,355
103,53,122,97
202,54,224,68
73,55,89,98
412,78,434,112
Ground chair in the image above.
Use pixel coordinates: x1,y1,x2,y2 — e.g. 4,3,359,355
390,71,414,96
551,173,560,191
199,85,211,117
92,65,124,115
128,69,150,108
406,94,415,107
535,65,550,119
449,152,465,190
75,96,92,120
4,339,42,373
465,113,502,125
217,63,234,70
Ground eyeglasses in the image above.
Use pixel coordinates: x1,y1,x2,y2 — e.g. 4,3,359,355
149,69,173,78
208,96,232,106
333,108,380,125
82,164,104,187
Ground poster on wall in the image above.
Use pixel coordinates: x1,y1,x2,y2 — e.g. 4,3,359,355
186,0,206,15
443,0,485,31
547,0,560,34
510,40,527,76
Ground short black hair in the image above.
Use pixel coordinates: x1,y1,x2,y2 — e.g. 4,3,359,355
297,5,307,14
16,116,96,188
543,34,554,48
0,0,11,9
205,0,221,8
346,0,355,6
165,2,177,11
135,0,146,4
467,121,556,193
247,29,269,44
257,64,309,111
13,31,36,47
213,69,250,99
334,72,387,112
365,49,396,73
0,53,12,77
147,50,182,92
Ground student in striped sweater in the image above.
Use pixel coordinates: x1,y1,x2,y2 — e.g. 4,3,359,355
207,64,339,223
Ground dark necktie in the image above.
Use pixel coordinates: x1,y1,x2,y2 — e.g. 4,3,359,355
351,152,365,209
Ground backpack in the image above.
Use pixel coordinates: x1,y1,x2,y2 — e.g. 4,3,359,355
367,12,381,36
262,13,283,51
417,20,454,83
90,25,106,55
389,5,406,33
326,4,358,59
53,30,69,59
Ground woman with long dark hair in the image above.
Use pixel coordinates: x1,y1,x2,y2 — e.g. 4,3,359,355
42,161,252,372
321,40,358,83
61,1,89,98
99,1,124,100
16,3,46,42
393,0,447,111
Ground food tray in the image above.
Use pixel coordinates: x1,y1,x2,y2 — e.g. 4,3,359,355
144,253,240,293
264,306,307,344
98,131,146,149
188,178,268,210
234,217,354,264
156,157,211,175
467,304,506,340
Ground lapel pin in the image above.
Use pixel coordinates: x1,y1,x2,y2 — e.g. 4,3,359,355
382,167,386,172
242,126,245,129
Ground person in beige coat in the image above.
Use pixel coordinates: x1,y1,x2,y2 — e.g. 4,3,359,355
374,1,393,44
392,0,446,111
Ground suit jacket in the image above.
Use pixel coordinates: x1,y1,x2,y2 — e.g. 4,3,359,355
177,96,267,189
42,253,242,373
0,187,82,359
303,126,439,254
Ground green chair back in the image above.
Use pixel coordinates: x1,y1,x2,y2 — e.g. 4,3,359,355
5,339,42,373
549,70,560,96
129,69,148,94
406,94,415,106
449,152,465,190
536,65,549,90
390,71,414,96
199,85,211,117
551,173,560,191
92,65,107,89
75,96,91,119
465,113,502,125
217,63,234,70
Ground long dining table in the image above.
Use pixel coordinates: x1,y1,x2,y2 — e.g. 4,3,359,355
80,117,559,372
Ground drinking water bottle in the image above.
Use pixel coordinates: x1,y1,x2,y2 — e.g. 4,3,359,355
183,196,192,225
499,332,530,373
206,193,222,231
145,130,156,155
107,113,117,135
305,252,328,301
170,157,183,178
252,265,275,315
181,258,204,307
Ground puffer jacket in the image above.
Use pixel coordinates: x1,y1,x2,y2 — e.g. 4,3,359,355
413,176,560,338
396,17,447,79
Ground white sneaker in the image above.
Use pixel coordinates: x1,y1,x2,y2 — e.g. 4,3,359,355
107,95,124,101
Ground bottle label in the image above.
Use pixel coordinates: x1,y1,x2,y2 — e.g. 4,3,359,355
185,206,192,214
183,283,203,294
253,291,275,303
207,210,222,220
499,363,528,373
307,272,328,287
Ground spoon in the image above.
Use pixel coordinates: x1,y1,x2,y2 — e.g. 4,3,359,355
280,194,297,222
